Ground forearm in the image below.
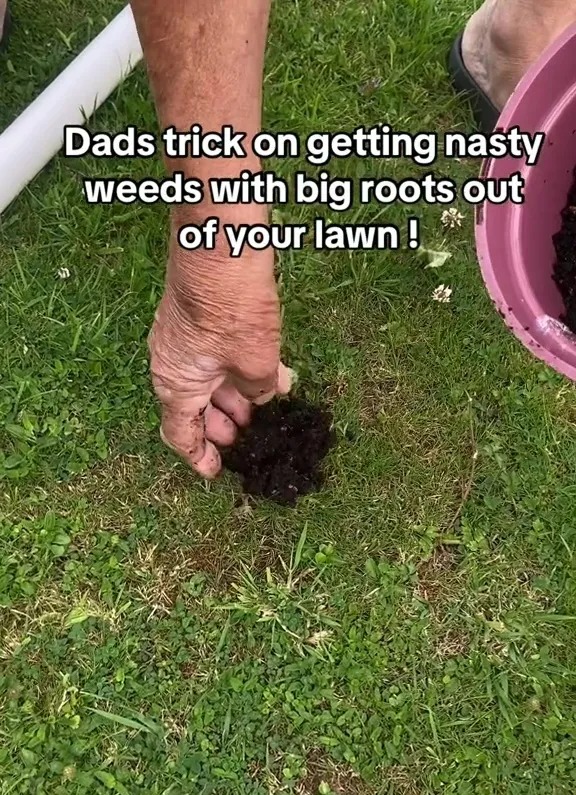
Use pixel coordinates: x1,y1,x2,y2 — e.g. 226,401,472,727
131,0,278,327
130,0,271,183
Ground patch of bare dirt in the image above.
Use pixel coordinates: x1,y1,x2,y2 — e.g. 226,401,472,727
298,752,373,795
416,545,462,606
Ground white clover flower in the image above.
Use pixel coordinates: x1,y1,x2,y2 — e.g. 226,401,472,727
432,284,453,303
306,630,332,646
441,208,465,229
57,267,71,279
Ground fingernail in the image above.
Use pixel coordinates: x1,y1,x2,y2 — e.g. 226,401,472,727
253,390,276,406
278,366,296,395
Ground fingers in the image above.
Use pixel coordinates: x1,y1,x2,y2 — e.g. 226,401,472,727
154,359,294,480
252,363,295,405
204,404,237,447
211,382,252,427
233,362,296,406
159,396,223,479
157,382,244,475
277,363,295,395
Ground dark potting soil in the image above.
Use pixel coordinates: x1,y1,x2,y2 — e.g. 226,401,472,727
553,168,576,333
222,397,335,507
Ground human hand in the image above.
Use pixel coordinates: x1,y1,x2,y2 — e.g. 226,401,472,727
148,214,292,479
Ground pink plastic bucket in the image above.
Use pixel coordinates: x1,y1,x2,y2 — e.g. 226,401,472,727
476,23,576,380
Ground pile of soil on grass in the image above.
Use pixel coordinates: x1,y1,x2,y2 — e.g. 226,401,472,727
222,397,335,507
553,168,576,333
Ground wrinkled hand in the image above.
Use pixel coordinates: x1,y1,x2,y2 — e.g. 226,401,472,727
149,221,292,478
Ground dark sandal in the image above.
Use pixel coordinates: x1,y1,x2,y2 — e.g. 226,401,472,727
448,32,500,134
0,5,12,52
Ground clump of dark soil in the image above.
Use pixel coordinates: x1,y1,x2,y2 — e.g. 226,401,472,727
222,396,335,507
553,167,576,332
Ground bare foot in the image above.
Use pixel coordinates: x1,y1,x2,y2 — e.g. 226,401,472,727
462,0,576,111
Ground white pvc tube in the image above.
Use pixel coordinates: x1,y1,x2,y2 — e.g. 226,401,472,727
0,5,143,214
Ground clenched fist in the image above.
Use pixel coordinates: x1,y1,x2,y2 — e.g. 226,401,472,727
148,212,292,478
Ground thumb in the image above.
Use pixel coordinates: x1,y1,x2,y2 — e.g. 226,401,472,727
232,362,295,406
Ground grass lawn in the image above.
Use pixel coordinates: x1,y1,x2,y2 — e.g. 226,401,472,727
2,0,576,792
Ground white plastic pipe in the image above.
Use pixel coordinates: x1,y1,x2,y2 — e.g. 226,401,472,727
0,5,143,214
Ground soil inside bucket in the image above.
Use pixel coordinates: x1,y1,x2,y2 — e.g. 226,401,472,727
222,396,335,507
552,168,576,333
